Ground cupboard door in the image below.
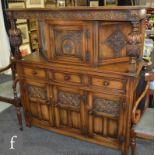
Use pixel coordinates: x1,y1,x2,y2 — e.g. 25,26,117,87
98,22,132,65
24,81,54,126
53,86,86,134
44,21,93,65
87,92,126,148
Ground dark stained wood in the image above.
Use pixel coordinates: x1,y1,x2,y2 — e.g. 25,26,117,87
6,7,147,155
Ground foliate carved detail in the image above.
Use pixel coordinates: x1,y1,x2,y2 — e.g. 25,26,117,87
28,85,47,100
93,98,120,117
105,29,127,57
54,30,83,57
58,91,80,108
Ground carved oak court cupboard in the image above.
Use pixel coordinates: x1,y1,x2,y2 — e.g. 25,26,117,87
6,7,146,155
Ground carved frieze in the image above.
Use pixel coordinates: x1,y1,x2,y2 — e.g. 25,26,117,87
93,98,120,117
28,85,47,100
7,9,146,21
58,91,80,108
9,10,129,21
105,29,127,57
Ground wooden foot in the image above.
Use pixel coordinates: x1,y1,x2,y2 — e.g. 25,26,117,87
25,111,31,127
130,129,136,155
16,107,23,131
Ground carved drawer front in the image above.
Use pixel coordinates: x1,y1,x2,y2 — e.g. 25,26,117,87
23,67,46,79
43,21,93,65
53,86,86,134
87,92,126,148
97,22,132,65
53,71,81,85
23,81,54,126
91,76,125,93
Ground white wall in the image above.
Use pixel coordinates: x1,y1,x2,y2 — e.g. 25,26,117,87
0,0,11,74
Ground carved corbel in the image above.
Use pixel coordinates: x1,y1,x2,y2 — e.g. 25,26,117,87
127,20,142,73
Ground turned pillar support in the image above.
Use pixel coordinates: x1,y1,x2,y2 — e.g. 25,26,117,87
127,20,142,73
6,11,23,130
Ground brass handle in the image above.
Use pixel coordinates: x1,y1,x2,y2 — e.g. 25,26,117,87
32,70,37,75
103,81,110,86
64,74,70,81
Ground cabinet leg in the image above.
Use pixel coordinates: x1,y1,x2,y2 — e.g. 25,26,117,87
130,129,136,155
25,111,31,128
16,107,23,131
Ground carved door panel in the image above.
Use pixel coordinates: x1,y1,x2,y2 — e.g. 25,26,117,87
97,22,132,65
23,81,54,126
87,92,126,148
44,21,93,65
53,86,87,134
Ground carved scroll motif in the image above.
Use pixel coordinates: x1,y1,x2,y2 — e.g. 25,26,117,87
28,86,47,100
105,29,127,57
93,98,120,117
58,91,80,108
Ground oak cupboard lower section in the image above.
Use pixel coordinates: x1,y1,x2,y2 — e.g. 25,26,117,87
21,77,127,153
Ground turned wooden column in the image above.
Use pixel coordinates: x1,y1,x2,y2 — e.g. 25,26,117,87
7,11,23,130
127,19,142,73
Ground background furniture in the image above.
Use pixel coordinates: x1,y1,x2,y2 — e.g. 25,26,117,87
6,7,147,155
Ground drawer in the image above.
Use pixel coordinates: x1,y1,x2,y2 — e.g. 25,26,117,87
53,72,81,84
23,67,46,79
92,77,125,91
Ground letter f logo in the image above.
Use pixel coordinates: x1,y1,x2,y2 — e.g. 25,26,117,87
10,135,17,149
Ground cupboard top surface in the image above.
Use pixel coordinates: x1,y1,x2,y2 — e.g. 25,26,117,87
19,52,143,77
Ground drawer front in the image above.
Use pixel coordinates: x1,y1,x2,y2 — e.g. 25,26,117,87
23,67,46,79
53,72,82,85
92,77,125,92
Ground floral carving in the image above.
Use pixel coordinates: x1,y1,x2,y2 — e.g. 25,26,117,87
58,91,80,108
93,98,120,117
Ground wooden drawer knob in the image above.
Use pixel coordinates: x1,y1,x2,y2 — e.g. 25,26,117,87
64,74,70,81
103,81,110,86
32,70,37,75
